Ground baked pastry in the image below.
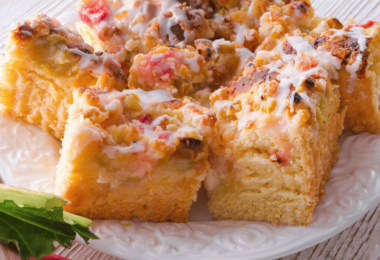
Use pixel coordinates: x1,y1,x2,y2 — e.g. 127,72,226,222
128,40,255,102
2,0,374,227
0,14,127,139
55,87,216,222
310,21,380,133
75,0,214,54
257,2,343,52
269,21,380,134
205,39,345,225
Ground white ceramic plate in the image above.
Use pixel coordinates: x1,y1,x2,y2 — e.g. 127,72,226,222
1,0,380,259
1,112,380,260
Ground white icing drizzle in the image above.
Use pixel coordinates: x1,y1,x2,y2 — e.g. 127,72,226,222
72,88,212,173
184,55,200,73
314,48,342,71
236,48,256,76
151,115,172,128
233,23,251,45
103,142,146,158
72,122,104,157
238,110,261,130
267,34,344,116
104,99,121,111
125,89,176,109
331,27,369,53
330,27,373,92
286,35,315,54
211,39,233,53
67,48,101,70
213,100,235,112
238,34,343,129
273,61,321,117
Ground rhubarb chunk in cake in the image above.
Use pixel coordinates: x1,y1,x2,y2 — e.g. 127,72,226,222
310,21,380,133
205,47,345,225
128,40,254,103
55,88,215,222
0,14,127,139
128,45,211,98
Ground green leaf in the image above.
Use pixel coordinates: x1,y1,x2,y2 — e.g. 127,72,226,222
71,224,99,243
0,200,98,259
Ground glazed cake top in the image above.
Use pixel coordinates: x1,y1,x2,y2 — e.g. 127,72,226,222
70,87,216,158
6,13,127,92
212,22,379,131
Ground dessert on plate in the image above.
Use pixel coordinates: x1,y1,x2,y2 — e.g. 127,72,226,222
2,0,380,227
55,87,215,222
0,14,127,139
205,40,345,225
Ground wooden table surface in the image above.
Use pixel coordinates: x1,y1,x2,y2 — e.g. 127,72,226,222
1,0,380,259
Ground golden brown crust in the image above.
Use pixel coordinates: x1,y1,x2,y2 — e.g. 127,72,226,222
0,14,127,139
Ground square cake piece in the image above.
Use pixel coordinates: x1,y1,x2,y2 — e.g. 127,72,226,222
310,22,380,133
0,14,127,139
55,88,216,222
205,45,345,225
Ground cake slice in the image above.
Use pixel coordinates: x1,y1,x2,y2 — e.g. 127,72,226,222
0,14,127,139
75,0,214,54
205,45,345,225
128,40,255,102
310,21,380,133
55,88,216,222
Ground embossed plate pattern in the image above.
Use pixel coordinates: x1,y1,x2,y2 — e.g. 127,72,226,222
1,0,380,259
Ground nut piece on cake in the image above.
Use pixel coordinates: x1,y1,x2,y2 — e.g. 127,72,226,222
310,21,380,133
205,42,345,225
0,14,127,139
55,88,216,222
